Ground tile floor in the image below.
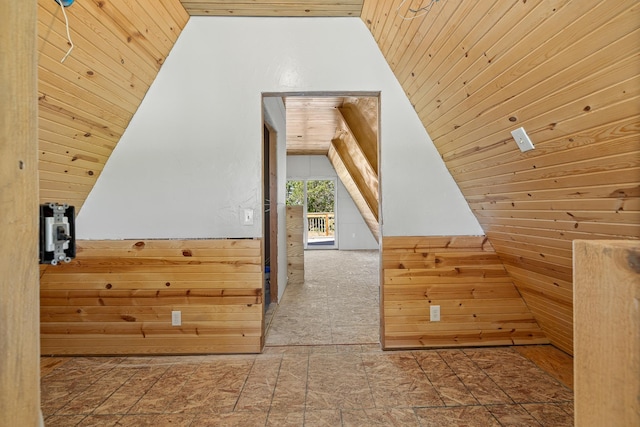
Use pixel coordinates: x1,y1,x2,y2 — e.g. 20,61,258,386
41,250,574,426
265,250,380,346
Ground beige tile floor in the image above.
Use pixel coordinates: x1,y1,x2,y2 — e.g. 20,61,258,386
265,250,380,346
41,250,574,426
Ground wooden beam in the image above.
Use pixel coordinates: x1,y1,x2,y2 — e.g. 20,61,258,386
338,99,378,174
330,136,378,220
573,240,640,427
0,0,40,424
328,146,379,242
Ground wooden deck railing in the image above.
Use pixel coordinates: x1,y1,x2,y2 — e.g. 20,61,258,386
307,212,335,237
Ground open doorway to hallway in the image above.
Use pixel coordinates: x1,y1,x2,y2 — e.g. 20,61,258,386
263,92,381,348
286,178,337,249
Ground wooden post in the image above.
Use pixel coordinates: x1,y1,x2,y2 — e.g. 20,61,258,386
0,0,41,425
573,240,640,427
286,206,304,285
325,212,329,236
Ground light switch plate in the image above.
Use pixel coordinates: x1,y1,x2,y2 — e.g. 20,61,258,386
243,208,254,225
511,127,535,152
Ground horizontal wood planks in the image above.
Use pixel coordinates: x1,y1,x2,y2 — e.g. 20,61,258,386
181,0,363,17
362,0,640,355
382,236,548,349
286,205,304,285
38,0,188,211
40,239,263,355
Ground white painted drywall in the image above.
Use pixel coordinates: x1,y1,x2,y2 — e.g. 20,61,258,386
286,155,378,250
77,17,483,239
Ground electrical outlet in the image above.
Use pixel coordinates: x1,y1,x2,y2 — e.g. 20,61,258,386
171,310,181,326
430,305,441,322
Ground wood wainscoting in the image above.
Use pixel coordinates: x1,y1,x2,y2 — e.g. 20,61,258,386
382,236,548,349
40,239,263,355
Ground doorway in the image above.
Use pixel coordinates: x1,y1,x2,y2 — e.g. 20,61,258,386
263,123,278,309
263,92,381,348
286,178,337,249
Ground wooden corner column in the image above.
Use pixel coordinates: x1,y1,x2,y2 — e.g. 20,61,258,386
0,0,41,425
573,240,640,427
286,205,304,285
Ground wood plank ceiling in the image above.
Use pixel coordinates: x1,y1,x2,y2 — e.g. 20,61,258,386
285,96,346,155
362,0,640,355
284,96,378,155
180,0,363,17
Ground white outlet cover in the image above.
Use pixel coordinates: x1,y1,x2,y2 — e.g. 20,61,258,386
171,310,181,326
511,127,535,152
430,305,441,322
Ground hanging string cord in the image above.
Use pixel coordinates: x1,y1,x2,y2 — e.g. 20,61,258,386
59,1,74,63
396,0,440,21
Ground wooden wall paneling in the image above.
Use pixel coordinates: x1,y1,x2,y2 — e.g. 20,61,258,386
78,0,168,69
39,0,155,82
427,3,636,141
286,205,305,285
0,0,40,424
392,0,466,86
437,58,639,164
573,240,640,426
381,236,547,349
362,0,640,354
40,239,263,355
401,0,507,98
181,1,363,17
38,0,188,210
452,119,640,180
160,0,192,27
399,0,479,98
408,0,546,113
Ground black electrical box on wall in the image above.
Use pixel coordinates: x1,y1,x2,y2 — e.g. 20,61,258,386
39,203,76,265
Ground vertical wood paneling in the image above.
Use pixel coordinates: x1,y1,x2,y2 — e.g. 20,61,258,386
40,239,263,355
382,236,547,349
573,240,640,427
37,0,189,210
362,0,640,354
0,1,40,424
286,206,305,285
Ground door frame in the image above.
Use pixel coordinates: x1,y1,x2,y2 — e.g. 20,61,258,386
263,122,278,304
